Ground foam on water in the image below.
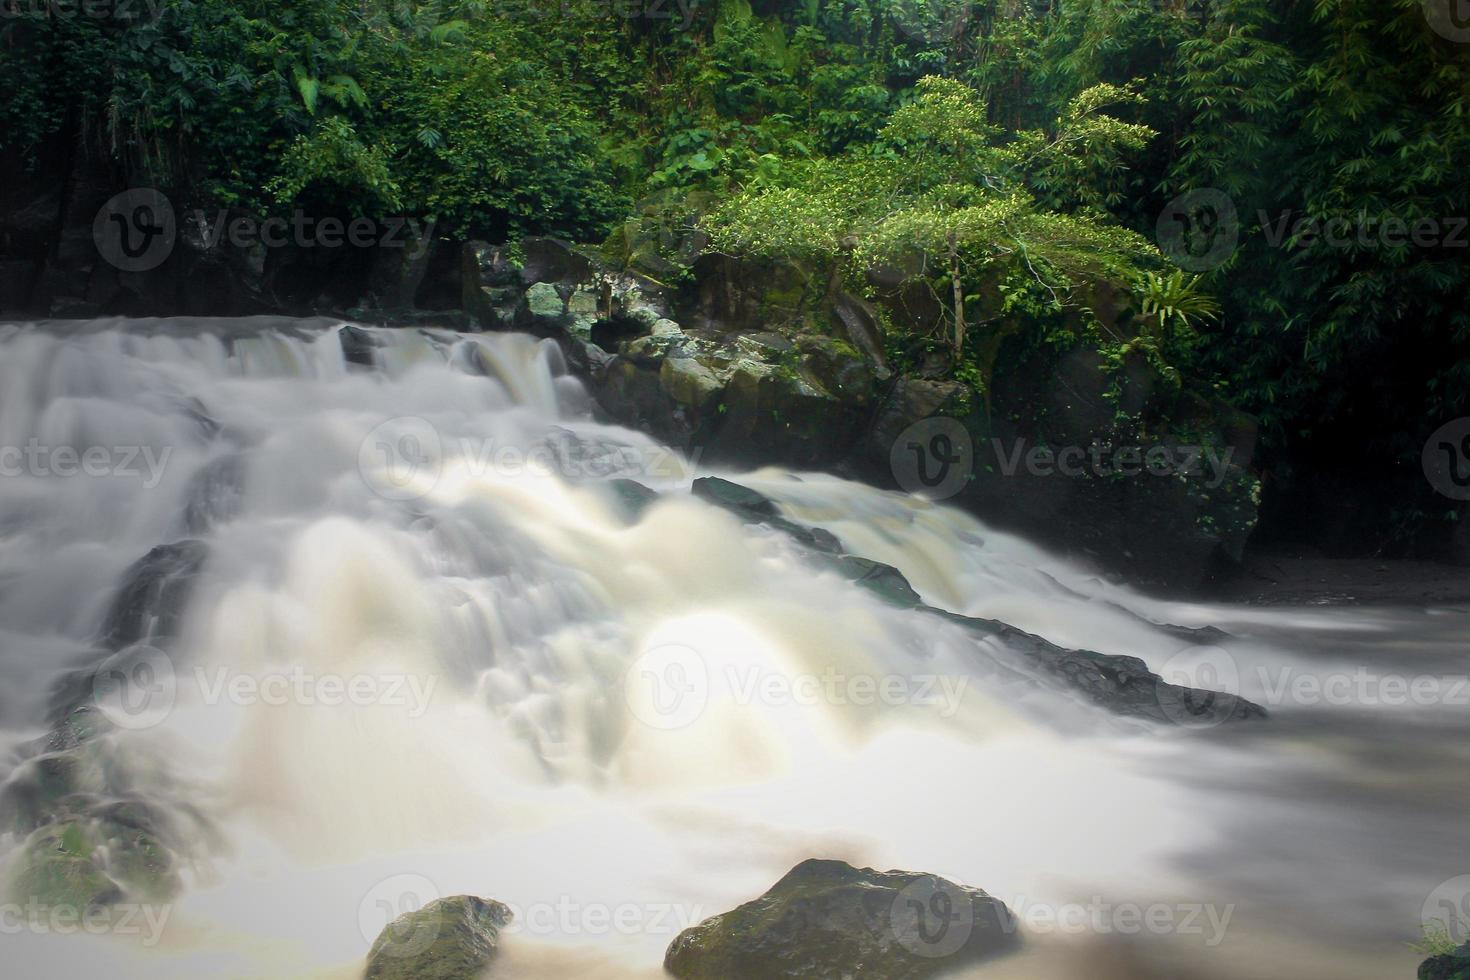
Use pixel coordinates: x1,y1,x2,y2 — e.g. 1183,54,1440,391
0,319,1463,979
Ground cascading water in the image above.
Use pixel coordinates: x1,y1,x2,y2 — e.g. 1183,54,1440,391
0,318,1464,979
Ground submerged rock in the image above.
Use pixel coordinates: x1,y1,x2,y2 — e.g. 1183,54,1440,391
364,895,512,980
339,324,381,367
694,477,1265,727
692,477,842,554
948,614,1266,727
665,858,1019,980
691,475,779,517
608,478,660,521
181,453,247,535
7,821,123,910
3,801,183,909
97,539,209,650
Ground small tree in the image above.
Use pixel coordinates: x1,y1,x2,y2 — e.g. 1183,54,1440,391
706,76,1160,360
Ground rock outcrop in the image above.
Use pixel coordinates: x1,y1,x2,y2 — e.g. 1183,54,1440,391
682,476,1266,727
462,238,1261,595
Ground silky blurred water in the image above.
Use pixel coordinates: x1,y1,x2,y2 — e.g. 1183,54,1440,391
0,318,1463,979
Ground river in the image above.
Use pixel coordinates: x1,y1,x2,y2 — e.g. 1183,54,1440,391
0,318,1464,979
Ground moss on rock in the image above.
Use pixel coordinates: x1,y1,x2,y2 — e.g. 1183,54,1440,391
664,859,1019,980
365,895,512,980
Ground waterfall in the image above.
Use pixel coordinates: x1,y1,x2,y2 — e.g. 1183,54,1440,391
0,318,1462,979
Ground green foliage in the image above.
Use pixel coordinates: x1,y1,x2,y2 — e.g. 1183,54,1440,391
1135,270,1219,334
1409,920,1469,957
2,0,623,238
4,0,1466,531
267,117,402,214
708,75,1160,364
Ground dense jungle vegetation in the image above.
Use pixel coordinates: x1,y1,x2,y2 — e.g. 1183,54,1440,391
4,0,1468,546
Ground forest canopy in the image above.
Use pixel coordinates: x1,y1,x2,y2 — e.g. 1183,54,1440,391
5,0,1467,541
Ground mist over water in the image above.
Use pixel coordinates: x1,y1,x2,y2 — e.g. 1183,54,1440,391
0,318,1463,979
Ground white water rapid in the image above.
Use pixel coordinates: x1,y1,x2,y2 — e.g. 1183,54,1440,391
0,318,1464,980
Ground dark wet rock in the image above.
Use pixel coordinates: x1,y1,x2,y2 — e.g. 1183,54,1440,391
364,895,512,980
665,858,1019,980
182,454,246,534
463,241,522,290
692,476,779,517
796,333,884,400
1149,621,1231,644
814,555,923,608
684,252,823,335
339,324,381,367
865,377,973,468
947,614,1266,727
692,477,841,554
462,242,531,330
829,290,887,369
365,220,437,310
591,313,648,353
1421,944,1470,980
98,540,208,649
518,236,595,287
700,477,1264,727
609,479,660,521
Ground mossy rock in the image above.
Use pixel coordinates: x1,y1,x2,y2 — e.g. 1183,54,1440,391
8,821,122,910
0,749,106,832
525,281,567,319
660,356,724,410
365,895,512,980
94,805,181,901
665,859,1020,980
1421,944,1470,980
6,806,181,910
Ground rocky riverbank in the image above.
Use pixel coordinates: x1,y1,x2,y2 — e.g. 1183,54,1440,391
459,237,1262,596
361,860,1021,980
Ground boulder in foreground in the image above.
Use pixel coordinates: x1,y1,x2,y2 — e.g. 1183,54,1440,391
365,895,511,980
665,858,1020,980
